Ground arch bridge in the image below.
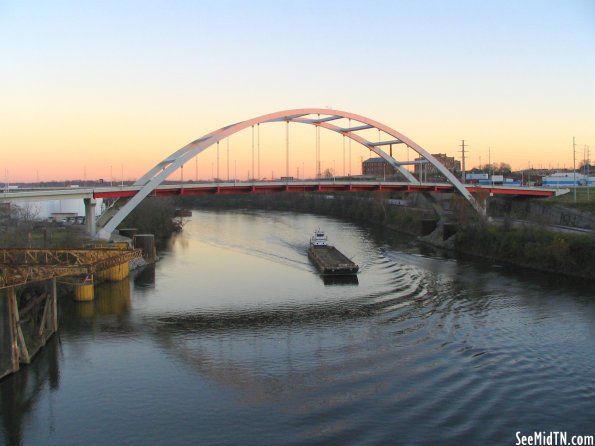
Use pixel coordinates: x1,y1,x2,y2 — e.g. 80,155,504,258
96,108,482,239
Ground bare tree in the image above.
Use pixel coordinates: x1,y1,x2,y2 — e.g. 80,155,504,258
15,202,40,223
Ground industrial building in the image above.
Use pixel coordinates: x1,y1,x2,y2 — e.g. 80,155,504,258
361,157,397,178
542,172,594,186
414,153,461,181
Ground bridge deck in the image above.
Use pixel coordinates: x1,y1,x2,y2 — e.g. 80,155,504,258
0,181,569,202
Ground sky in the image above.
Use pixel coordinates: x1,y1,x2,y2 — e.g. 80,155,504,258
1,0,594,182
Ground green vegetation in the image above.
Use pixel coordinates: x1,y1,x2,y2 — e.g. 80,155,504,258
0,204,91,248
550,188,595,212
0,197,182,249
119,197,181,239
456,219,595,279
178,192,433,235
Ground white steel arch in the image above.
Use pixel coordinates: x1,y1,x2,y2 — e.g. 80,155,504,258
96,108,482,239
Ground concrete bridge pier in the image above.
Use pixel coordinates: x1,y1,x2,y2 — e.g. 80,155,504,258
84,198,97,236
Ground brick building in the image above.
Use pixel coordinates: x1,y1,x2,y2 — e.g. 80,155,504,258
362,157,397,178
414,153,461,180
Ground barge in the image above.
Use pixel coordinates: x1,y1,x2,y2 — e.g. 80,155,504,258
308,229,359,276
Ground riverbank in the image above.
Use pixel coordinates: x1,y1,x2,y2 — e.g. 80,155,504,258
119,197,182,242
451,220,595,280
175,192,434,237
175,192,595,281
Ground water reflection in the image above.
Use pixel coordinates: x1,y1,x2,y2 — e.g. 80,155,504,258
0,337,60,446
321,275,359,286
59,278,133,335
133,264,155,288
1,210,595,446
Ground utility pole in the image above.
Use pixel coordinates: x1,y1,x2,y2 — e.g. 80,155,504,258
573,136,576,202
587,145,591,201
488,146,492,184
459,140,467,183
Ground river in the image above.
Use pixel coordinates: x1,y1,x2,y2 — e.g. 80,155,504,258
1,210,594,445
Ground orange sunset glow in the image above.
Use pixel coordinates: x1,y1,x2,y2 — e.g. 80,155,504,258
1,1,594,183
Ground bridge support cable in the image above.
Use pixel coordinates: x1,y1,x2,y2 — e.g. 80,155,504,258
226,137,230,181
251,126,255,181
285,121,289,178
95,108,483,239
257,124,260,180
342,134,346,177
316,124,321,178
216,141,220,181
348,119,352,175
291,118,418,183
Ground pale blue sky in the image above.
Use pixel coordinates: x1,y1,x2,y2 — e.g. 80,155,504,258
1,0,594,180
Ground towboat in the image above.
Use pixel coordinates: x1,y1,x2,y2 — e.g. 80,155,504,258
308,229,359,276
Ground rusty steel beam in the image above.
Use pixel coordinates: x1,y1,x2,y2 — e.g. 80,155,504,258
0,248,142,288
0,248,141,265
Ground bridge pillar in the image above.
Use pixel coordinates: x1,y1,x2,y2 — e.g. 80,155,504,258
0,286,20,378
84,198,97,236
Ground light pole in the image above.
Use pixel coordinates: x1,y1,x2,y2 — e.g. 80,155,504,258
521,168,524,186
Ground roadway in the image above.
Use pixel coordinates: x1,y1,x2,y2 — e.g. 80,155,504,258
488,216,593,235
0,180,570,202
